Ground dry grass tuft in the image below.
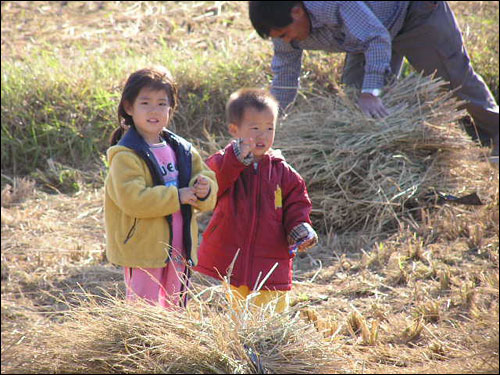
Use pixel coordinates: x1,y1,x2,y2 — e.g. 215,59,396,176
2,285,344,374
1,176,36,208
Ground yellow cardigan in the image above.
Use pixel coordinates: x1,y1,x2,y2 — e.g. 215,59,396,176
104,144,217,268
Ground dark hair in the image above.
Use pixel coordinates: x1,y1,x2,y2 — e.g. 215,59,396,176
226,88,279,127
248,1,301,39
109,66,178,146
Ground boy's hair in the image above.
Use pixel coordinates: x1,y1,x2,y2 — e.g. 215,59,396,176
226,88,279,127
248,1,301,39
110,66,178,146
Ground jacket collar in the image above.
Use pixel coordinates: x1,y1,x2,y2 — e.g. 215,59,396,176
117,127,193,187
118,126,151,152
118,127,192,154
254,148,286,166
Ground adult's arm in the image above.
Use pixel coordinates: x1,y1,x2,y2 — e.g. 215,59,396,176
304,1,393,91
270,38,304,114
338,2,393,91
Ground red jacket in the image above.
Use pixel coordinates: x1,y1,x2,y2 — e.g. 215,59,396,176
194,143,313,291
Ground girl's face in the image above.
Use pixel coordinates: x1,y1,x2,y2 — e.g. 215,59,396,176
125,87,171,144
229,106,276,159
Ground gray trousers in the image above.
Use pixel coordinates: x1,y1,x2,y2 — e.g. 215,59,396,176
341,1,499,143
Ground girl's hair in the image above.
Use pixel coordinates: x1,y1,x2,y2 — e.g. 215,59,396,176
226,88,279,127
109,66,178,146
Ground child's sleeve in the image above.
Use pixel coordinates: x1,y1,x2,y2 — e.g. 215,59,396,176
282,165,318,250
189,146,218,212
288,222,318,252
206,142,249,198
107,150,181,218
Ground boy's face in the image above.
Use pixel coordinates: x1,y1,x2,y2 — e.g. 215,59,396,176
229,106,276,159
269,4,311,43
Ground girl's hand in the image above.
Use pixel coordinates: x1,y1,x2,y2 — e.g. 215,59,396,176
194,176,210,199
179,187,198,206
239,137,256,159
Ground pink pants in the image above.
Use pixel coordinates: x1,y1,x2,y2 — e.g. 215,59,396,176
124,256,189,309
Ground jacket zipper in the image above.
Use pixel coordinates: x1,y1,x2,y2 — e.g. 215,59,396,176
165,215,173,263
244,162,261,288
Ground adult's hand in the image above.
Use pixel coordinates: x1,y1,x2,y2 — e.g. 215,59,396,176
358,92,389,119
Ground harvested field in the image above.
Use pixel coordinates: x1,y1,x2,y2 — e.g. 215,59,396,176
1,1,498,374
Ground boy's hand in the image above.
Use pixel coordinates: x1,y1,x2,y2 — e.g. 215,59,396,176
296,234,318,252
289,234,317,257
179,187,198,206
193,176,210,199
288,223,318,257
239,137,256,159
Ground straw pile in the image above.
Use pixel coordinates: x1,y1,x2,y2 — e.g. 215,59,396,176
3,283,343,374
276,73,477,239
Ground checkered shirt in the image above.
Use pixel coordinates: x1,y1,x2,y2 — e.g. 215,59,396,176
270,1,410,112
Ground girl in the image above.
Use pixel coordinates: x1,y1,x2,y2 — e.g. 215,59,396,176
104,67,217,308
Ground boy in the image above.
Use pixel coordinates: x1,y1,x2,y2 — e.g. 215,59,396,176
194,88,317,313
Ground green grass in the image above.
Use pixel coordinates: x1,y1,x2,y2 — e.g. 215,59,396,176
1,1,498,188
1,51,117,178
1,46,268,182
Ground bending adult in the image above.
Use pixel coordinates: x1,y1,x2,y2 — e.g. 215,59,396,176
248,1,499,160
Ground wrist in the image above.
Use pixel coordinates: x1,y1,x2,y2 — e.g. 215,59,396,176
361,88,382,97
197,186,211,201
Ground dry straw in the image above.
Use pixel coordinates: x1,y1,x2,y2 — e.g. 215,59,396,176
2,281,345,374
276,73,476,241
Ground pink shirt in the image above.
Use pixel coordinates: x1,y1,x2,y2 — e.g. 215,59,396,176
123,141,189,309
150,141,184,256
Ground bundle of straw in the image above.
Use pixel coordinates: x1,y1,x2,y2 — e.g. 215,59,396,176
276,73,476,239
3,284,344,374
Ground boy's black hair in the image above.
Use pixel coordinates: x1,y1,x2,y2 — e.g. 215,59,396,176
226,88,279,127
248,1,301,39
